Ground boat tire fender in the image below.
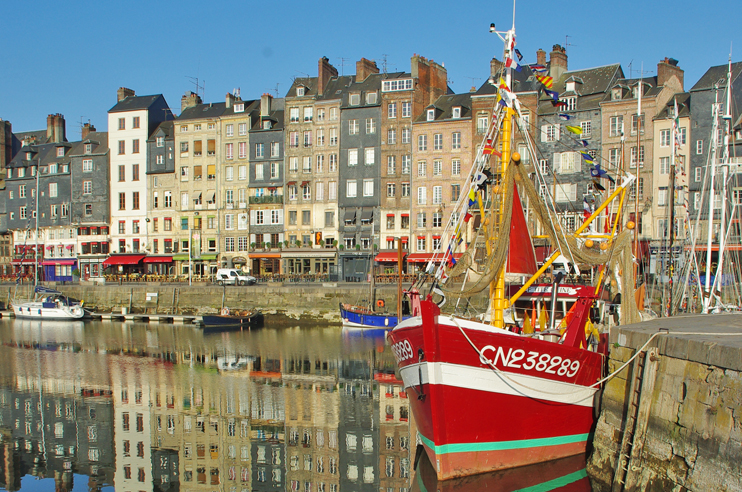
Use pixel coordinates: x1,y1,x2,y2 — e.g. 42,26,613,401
221,307,230,316
593,387,603,420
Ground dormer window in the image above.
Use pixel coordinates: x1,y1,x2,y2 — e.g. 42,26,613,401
30,166,36,177
452,107,461,118
18,168,25,178
49,163,57,174
297,86,305,97
234,103,244,113
263,120,272,130
156,136,164,148
56,147,64,157
84,143,92,154
349,93,361,106
366,92,378,104
26,152,32,160
611,88,622,101
6,169,11,179
427,109,435,121
566,81,576,92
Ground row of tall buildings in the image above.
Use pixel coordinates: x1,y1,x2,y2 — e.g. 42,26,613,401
1,47,741,282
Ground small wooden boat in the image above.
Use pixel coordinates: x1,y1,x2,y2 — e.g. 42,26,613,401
200,308,264,331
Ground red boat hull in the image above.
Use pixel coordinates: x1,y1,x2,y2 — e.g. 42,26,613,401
388,300,604,480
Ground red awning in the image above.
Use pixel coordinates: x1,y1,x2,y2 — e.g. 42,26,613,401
400,236,408,243
143,256,173,263
386,213,395,217
406,253,464,263
401,213,409,217
102,254,146,266
301,181,309,186
42,260,76,266
286,181,297,186
11,259,39,265
375,251,407,262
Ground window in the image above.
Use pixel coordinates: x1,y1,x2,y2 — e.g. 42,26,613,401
660,129,671,147
49,182,58,197
365,148,375,165
451,159,461,176
400,128,410,144
630,146,644,168
316,181,324,200
366,92,377,104
349,93,360,105
302,183,311,200
289,132,299,148
387,183,396,197
417,161,426,177
329,153,338,171
132,163,139,181
118,193,125,210
132,192,139,210
658,188,667,206
256,143,264,158
418,135,427,151
366,118,376,134
678,127,687,145
452,106,461,118
434,134,443,150
451,184,460,201
417,236,426,252
609,116,624,137
348,149,358,166
363,179,373,197
238,122,247,136
132,139,139,153
542,124,559,142
226,166,234,181
631,114,645,135
302,210,311,225
118,140,125,154
386,155,396,175
417,212,427,228
329,181,337,200
417,187,427,204
289,185,297,200
349,120,359,135
156,154,164,165
346,180,357,198
118,165,125,182
561,97,576,111
271,162,279,179
452,132,461,149
83,181,92,195
226,124,234,137
180,141,188,153
477,115,488,134
696,140,703,155
164,191,172,207
402,101,411,117
388,103,397,118
226,143,234,159
695,167,702,182
303,156,311,173
180,166,188,181
433,186,442,204
580,121,591,136
659,157,670,175
303,131,312,147
329,127,338,145
316,155,324,173
387,128,397,145
402,182,410,196
433,213,443,230
225,214,234,230
402,155,411,174
118,118,125,130
289,157,298,173
433,160,442,176
609,148,620,167
316,129,325,146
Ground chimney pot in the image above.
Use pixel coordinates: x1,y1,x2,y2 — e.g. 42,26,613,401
117,87,135,102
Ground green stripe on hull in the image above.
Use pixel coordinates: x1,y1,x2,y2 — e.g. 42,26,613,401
418,432,590,455
513,469,589,492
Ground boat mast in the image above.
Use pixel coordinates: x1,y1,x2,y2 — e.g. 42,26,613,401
667,98,677,315
397,238,403,321
34,163,39,288
489,8,516,328
703,86,721,313
635,68,642,291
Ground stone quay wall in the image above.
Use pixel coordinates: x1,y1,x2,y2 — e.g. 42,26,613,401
588,314,742,491
1,282,406,325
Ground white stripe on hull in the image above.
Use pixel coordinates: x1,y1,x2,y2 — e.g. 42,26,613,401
399,361,597,407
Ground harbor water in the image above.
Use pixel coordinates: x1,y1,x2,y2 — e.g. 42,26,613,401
0,318,596,491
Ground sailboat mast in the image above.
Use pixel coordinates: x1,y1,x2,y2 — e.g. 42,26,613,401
703,88,721,312
34,163,39,287
489,24,516,329
634,71,642,290
667,97,677,315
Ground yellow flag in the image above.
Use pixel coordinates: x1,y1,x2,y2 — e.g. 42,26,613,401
522,311,533,334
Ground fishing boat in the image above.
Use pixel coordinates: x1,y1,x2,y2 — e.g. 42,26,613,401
12,285,86,320
200,307,264,331
387,14,640,480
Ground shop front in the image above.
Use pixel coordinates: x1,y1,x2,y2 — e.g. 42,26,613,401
101,254,146,276
78,255,108,280
374,250,407,275
280,249,336,278
12,258,42,282
42,259,77,282
143,255,173,275
173,253,218,278
248,252,281,277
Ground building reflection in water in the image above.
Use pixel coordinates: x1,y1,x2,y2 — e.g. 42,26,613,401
0,320,590,492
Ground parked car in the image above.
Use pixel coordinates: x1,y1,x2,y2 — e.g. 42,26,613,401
214,268,257,286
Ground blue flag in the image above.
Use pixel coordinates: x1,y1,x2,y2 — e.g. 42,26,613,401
544,88,559,101
514,48,523,61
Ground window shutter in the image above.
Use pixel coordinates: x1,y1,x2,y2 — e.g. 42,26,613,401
250,210,256,224
555,124,561,141
553,153,561,173
570,184,577,202
278,210,284,223
541,125,548,142
573,152,581,173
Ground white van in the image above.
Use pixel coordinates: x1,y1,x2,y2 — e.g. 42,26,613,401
214,268,257,286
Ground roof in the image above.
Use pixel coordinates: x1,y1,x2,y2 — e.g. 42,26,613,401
475,62,542,96
178,102,230,120
318,75,355,101
654,92,691,120
690,61,742,92
539,63,623,114
149,120,174,140
109,94,166,113
415,93,472,122
69,132,109,155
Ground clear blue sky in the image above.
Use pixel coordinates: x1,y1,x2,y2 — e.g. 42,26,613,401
1,0,739,136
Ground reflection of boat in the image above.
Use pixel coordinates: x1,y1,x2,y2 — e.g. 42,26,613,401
11,286,85,320
387,11,638,481
200,309,264,331
413,451,591,492
340,302,409,329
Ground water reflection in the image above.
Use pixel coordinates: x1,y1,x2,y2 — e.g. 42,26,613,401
0,319,592,491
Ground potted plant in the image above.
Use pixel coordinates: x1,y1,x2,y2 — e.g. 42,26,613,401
319,239,325,247
355,244,361,251
339,244,345,251
250,242,256,250
264,241,270,249
373,243,379,250
295,240,301,248
332,239,338,248
283,240,289,248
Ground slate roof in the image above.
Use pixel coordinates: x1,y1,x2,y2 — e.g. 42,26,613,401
654,92,691,120
109,94,166,113
318,75,354,101
286,77,319,98
539,63,623,115
221,99,260,118
415,93,472,122
475,63,542,96
690,61,742,92
178,102,229,120
69,132,109,155
148,121,174,141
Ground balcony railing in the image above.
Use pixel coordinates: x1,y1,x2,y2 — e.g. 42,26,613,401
249,195,284,204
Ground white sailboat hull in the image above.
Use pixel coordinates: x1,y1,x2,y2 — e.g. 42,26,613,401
12,301,85,320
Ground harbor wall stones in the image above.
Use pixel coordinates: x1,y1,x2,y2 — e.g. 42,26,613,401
588,315,742,491
2,283,404,325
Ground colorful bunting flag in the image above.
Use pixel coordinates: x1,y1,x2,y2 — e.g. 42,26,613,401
583,197,591,220
590,164,615,184
580,139,589,147
531,64,547,73
483,139,494,154
535,74,553,88
468,189,477,207
514,48,523,61
463,212,473,222
544,88,559,101
505,58,522,72
565,125,582,135
558,113,571,121
551,99,567,107
580,151,594,165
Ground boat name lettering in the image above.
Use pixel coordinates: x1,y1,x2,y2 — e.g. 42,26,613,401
479,345,580,377
391,340,414,363
526,286,579,296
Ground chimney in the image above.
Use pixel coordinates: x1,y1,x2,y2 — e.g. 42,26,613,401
657,57,684,91
0,120,11,168
181,91,202,112
411,54,448,111
81,122,96,140
356,58,379,82
490,57,504,78
261,93,273,117
536,49,546,67
318,56,338,95
46,114,66,143
549,44,568,80
117,87,135,102
226,92,235,109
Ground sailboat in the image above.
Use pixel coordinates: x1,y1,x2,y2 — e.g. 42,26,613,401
386,15,640,480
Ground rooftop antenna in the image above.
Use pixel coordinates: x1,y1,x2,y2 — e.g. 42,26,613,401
186,76,205,100
381,54,389,75
565,35,576,51
77,116,87,138
338,57,349,76
270,83,280,97
464,76,481,89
